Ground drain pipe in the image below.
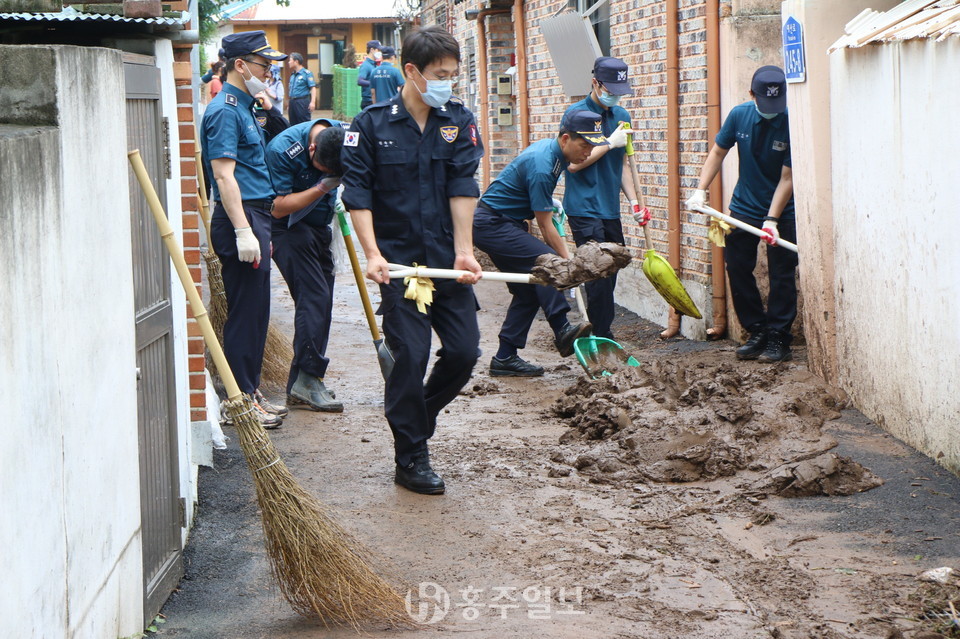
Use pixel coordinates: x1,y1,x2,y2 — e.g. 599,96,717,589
705,0,727,339
514,0,530,149
474,7,510,188
660,0,682,339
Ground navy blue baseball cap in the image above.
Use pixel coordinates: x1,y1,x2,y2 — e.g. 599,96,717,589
751,65,787,113
366,40,382,51
222,31,287,61
381,46,396,57
560,110,609,146
593,56,631,95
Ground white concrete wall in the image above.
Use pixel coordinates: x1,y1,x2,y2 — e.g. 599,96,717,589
0,45,143,638
830,39,960,474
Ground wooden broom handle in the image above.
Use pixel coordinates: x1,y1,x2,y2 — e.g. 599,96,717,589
128,149,242,402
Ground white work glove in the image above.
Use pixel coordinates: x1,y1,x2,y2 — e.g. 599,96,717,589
606,122,628,149
631,199,651,226
685,189,706,211
761,218,780,246
314,176,341,194
235,226,261,263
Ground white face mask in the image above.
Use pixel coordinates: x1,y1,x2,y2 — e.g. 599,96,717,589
373,50,383,61
240,61,269,96
414,67,453,109
754,102,778,119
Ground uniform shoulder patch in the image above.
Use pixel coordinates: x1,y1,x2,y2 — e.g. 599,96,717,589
440,126,458,143
285,141,305,159
469,124,478,147
225,93,238,106
344,131,360,147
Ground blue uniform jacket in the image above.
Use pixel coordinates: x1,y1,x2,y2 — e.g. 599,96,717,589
716,101,794,220
201,83,274,201
562,95,630,219
288,67,316,99
479,139,566,221
341,93,484,268
357,57,377,101
265,118,343,228
370,61,404,103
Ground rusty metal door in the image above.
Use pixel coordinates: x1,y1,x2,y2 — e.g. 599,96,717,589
124,53,184,624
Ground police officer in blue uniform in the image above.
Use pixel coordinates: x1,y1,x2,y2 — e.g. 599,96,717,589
286,52,316,125
473,110,604,377
201,31,288,427
369,45,404,103
356,40,382,110
686,65,797,362
266,118,346,413
341,26,484,495
563,57,641,341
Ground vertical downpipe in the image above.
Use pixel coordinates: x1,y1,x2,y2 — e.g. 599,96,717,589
705,0,727,338
514,0,530,149
476,8,511,188
661,0,683,338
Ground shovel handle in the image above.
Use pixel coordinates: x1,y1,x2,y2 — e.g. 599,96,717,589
386,264,538,284
624,125,654,250
694,205,799,253
336,208,382,341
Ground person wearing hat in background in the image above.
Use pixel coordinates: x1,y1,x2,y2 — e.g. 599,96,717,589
562,56,644,342
200,30,289,427
265,63,284,106
286,52,316,125
356,39,382,110
266,118,346,414
369,45,404,104
685,65,797,363
341,26,484,495
472,110,608,377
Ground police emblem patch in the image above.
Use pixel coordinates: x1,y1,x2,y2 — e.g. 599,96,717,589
344,131,360,147
285,141,305,158
440,126,458,143
225,94,238,106
255,113,267,127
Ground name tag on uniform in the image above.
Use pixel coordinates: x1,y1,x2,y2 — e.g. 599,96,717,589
344,131,360,147
285,141,305,158
440,126,458,143
772,140,789,152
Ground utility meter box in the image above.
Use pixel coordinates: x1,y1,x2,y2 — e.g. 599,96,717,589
496,74,512,95
498,106,513,126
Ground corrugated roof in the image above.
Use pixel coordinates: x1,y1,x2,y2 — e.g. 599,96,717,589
830,0,960,51
0,4,189,26
229,0,401,22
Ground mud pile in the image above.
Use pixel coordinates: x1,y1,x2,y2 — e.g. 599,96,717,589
532,241,632,289
551,358,882,496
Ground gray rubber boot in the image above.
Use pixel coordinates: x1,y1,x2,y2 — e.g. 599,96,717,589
288,372,344,413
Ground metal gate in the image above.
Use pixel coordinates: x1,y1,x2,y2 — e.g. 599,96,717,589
124,53,184,624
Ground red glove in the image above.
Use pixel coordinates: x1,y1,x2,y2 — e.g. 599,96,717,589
761,219,779,246
632,201,651,226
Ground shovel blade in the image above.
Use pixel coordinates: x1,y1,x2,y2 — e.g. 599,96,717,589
642,250,703,319
375,338,395,381
574,337,640,379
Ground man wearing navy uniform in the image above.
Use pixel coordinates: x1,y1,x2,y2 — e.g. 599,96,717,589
266,119,346,413
356,39,382,110
473,110,603,377
286,52,316,125
563,57,643,341
370,46,404,103
341,26,484,495
201,31,288,427
686,65,797,362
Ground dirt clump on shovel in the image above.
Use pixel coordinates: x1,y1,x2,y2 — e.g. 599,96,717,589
532,241,632,289
551,355,882,496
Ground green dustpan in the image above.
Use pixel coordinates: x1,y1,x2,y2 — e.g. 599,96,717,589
573,337,640,379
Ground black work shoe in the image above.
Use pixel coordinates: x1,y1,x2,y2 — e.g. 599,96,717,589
555,322,593,357
490,354,544,377
395,456,445,495
758,329,793,363
736,324,769,360
289,372,344,413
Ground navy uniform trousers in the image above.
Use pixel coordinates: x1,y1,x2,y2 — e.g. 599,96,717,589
379,278,479,467
725,212,799,337
567,216,625,339
473,205,570,349
210,201,273,395
288,96,311,126
271,220,336,394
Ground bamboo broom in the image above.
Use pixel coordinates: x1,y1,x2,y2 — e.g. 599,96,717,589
130,149,411,628
194,132,293,392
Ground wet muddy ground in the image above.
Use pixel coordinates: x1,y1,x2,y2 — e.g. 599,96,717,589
158,269,960,639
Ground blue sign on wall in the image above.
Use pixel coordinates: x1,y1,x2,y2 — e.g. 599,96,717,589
783,16,806,83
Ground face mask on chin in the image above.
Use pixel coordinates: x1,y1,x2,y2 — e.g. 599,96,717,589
240,63,269,96
415,68,452,109
755,102,778,119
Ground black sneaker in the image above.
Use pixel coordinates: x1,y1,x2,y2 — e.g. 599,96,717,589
758,329,793,363
555,322,593,357
394,455,445,495
736,324,769,360
490,354,544,377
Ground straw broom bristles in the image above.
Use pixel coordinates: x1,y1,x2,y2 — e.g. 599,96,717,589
130,150,413,629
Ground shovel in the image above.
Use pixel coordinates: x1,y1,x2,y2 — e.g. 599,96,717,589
336,205,395,381
573,336,640,379
693,204,799,253
624,126,702,319
386,263,542,284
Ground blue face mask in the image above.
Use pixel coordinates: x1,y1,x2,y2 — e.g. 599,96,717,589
416,68,452,108
598,89,621,107
755,102,778,120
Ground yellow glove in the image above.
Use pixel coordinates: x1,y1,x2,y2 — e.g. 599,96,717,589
708,218,733,247
403,266,435,314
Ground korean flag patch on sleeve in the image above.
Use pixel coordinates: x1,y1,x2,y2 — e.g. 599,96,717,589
344,131,360,147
